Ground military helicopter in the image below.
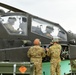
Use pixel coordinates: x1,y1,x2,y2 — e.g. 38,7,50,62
0,2,76,75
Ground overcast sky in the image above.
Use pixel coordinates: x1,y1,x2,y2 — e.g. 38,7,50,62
0,0,76,33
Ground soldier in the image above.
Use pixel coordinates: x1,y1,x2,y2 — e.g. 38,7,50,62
4,17,19,33
27,38,46,75
47,37,62,75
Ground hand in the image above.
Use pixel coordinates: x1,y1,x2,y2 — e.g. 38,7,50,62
46,48,49,51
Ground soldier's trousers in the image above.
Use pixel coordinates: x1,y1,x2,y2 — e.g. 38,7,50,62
50,61,61,75
31,58,42,75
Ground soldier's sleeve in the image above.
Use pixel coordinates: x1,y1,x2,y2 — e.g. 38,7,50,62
47,48,51,57
41,48,46,58
59,45,62,53
60,45,62,51
27,48,31,58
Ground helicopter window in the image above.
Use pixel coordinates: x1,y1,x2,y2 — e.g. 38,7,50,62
57,29,67,41
31,18,53,39
1,15,27,35
18,17,27,35
31,18,67,41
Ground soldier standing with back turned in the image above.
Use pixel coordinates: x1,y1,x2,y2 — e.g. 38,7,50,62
27,38,45,75
47,37,62,75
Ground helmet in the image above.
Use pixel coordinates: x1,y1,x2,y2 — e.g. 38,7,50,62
8,17,16,21
0,9,5,15
33,39,41,45
52,37,59,42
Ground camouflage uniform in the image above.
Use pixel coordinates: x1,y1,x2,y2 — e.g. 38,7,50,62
47,43,62,75
27,45,45,75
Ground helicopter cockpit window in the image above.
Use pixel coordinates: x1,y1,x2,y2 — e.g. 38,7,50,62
31,18,67,41
1,15,27,35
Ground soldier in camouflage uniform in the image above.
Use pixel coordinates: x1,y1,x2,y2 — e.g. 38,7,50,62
27,38,46,75
47,37,62,75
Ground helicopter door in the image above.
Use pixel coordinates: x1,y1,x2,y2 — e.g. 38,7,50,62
69,45,76,59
